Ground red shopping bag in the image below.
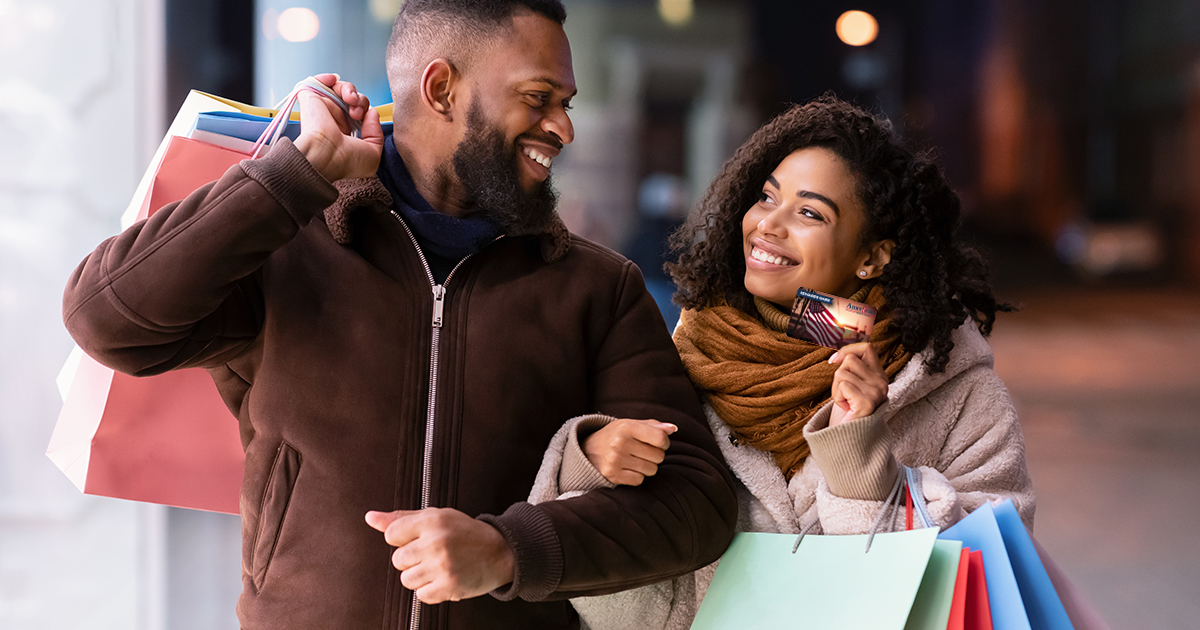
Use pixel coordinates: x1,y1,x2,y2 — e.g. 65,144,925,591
141,135,252,220
48,135,252,514
964,550,994,630
50,80,378,514
946,549,993,630
48,346,245,513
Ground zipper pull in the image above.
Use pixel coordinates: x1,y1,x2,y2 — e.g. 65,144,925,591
431,285,446,328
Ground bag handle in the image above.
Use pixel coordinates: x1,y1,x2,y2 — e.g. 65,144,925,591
791,465,936,555
251,76,363,159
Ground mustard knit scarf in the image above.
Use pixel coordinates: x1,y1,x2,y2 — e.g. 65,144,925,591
673,284,912,478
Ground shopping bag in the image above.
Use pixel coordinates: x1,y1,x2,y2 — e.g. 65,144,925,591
46,346,246,513
964,550,994,630
945,547,996,630
120,90,274,229
120,85,393,229
190,110,394,148
690,528,940,630
946,549,971,630
940,503,1032,630
194,110,302,143
905,539,964,630
50,78,384,514
991,501,1075,630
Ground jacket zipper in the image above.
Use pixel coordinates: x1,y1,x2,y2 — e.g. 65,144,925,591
391,211,475,630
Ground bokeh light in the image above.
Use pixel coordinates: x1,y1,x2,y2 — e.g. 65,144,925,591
278,7,320,43
836,10,878,47
370,0,405,24
658,0,694,28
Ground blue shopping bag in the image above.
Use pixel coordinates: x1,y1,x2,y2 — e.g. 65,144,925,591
940,500,1073,630
191,110,395,146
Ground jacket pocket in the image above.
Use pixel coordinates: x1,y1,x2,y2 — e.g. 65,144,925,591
251,441,302,591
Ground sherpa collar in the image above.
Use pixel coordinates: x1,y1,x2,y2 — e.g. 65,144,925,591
323,175,571,264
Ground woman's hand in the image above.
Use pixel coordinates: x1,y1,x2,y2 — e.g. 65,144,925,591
582,418,677,486
293,73,384,182
828,342,889,427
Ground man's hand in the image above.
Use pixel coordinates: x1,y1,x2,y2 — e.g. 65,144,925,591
828,342,889,427
364,508,515,604
582,418,677,486
293,73,384,182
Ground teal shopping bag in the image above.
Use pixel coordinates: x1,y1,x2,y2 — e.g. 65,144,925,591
691,528,940,630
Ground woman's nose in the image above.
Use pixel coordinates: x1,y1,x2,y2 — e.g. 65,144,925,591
757,207,787,237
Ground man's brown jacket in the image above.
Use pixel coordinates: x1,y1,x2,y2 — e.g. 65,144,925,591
63,140,738,630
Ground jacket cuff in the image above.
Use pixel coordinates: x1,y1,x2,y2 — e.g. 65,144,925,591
240,137,339,226
804,405,899,501
477,502,564,602
559,414,618,493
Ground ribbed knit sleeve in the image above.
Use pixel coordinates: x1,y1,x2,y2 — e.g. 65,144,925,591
559,414,619,493
803,405,899,501
478,503,564,602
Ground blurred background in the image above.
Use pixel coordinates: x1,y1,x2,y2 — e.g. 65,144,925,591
2,0,1198,627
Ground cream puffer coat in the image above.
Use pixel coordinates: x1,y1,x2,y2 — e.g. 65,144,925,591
527,320,1034,630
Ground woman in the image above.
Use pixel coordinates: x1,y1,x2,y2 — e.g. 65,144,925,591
528,96,1033,629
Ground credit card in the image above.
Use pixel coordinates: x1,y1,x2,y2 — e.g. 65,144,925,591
786,287,877,349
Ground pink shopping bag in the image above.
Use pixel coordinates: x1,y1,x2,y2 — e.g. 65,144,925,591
48,135,253,514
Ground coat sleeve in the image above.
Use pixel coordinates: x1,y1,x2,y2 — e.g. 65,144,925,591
62,140,338,375
482,261,739,602
526,416,704,630
802,365,1035,535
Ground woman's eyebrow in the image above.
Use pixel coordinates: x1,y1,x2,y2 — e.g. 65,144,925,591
797,190,840,217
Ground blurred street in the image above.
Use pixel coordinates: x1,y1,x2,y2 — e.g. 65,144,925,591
990,286,1200,629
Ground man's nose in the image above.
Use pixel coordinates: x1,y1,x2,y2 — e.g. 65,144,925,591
542,107,574,146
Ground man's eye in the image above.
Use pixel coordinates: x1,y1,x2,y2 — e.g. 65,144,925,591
562,101,574,112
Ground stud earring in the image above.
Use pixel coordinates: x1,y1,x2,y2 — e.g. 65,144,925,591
858,270,868,277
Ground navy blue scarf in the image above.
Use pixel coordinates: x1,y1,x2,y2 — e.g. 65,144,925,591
377,135,502,261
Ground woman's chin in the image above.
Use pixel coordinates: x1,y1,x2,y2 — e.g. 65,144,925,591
743,281,794,308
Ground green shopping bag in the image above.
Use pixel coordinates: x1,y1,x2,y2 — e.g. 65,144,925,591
691,528,945,630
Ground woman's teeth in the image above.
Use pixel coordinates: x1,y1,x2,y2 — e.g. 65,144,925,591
526,148,553,168
751,246,797,266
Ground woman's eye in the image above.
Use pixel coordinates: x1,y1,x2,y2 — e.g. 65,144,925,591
757,191,771,204
800,208,824,222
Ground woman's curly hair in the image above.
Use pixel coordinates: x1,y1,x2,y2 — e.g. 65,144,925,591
667,95,1012,373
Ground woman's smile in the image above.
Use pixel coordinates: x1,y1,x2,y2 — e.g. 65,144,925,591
747,240,799,268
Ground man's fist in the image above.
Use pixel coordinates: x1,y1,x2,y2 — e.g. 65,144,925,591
365,507,515,604
293,73,384,182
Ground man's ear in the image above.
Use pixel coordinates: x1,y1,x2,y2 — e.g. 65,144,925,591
858,239,895,280
420,59,458,120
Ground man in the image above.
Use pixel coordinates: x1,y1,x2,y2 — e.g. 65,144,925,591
63,1,737,628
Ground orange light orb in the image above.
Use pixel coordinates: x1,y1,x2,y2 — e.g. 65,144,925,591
836,10,878,46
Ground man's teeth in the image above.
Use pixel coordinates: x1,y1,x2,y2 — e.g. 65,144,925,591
751,247,797,266
526,148,553,168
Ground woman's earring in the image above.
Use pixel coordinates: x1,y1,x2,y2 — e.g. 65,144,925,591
858,270,868,278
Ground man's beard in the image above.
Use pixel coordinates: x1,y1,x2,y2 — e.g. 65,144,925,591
451,100,559,237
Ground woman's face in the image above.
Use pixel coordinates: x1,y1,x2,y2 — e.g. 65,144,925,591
741,147,871,307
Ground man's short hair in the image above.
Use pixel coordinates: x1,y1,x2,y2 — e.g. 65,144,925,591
386,0,567,113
